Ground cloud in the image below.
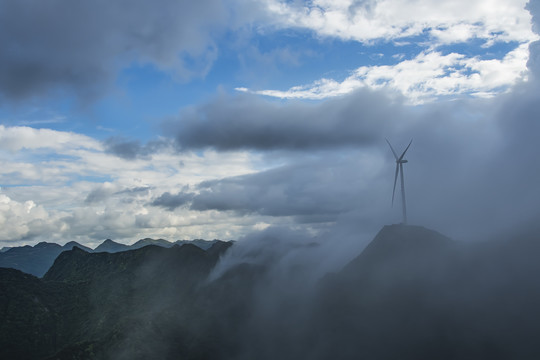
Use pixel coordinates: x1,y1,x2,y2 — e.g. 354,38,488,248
233,0,537,103
0,125,100,152
163,69,540,242
526,0,540,80
0,124,262,246
261,0,535,45
0,193,56,242
4,44,540,248
85,182,118,204
527,0,540,33
208,225,352,283
0,0,229,101
1,0,534,106
161,13,540,241
241,43,531,103
103,137,171,160
188,156,384,223
169,89,403,151
151,192,194,211
115,186,153,196
2,0,540,251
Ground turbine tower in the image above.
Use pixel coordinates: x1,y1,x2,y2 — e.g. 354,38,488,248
386,139,412,224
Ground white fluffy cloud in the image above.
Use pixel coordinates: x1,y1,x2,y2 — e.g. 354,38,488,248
240,43,531,103
0,193,58,242
239,0,537,103
261,0,535,45
0,125,100,152
0,125,264,246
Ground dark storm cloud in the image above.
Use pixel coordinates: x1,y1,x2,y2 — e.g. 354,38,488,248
149,151,388,229
156,1,540,242
526,0,540,79
163,74,540,242
103,137,170,160
85,185,115,204
190,158,369,220
397,0,540,239
527,0,540,34
0,0,227,101
168,89,403,151
115,186,152,196
151,192,194,211
86,185,152,204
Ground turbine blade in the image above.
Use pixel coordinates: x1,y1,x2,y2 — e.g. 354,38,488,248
398,139,413,161
392,164,399,205
386,138,398,160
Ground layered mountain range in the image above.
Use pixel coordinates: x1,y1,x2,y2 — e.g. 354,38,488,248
1,225,540,359
0,238,221,277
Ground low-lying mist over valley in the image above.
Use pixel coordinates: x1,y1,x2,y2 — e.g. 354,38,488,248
3,224,540,359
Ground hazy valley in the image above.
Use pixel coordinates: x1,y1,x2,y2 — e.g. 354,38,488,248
2,224,540,359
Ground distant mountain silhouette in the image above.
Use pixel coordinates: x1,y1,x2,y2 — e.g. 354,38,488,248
130,238,173,249
0,238,226,277
93,239,130,253
0,241,92,277
175,239,221,250
92,238,221,253
64,241,94,252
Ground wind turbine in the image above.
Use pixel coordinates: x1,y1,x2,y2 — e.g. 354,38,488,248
386,139,412,224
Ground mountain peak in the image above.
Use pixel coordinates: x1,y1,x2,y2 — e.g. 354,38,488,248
63,241,93,252
71,246,88,253
342,224,454,278
370,224,452,249
34,242,61,249
131,238,173,249
94,239,129,253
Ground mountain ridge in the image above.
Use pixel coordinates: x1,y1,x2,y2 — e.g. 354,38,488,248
0,238,227,277
0,241,92,277
0,240,233,360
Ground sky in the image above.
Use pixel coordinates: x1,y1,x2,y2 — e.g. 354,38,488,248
0,0,539,249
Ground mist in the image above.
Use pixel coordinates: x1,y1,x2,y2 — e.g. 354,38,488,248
142,2,540,357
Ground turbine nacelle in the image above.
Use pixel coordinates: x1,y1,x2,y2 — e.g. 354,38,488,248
397,159,408,164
